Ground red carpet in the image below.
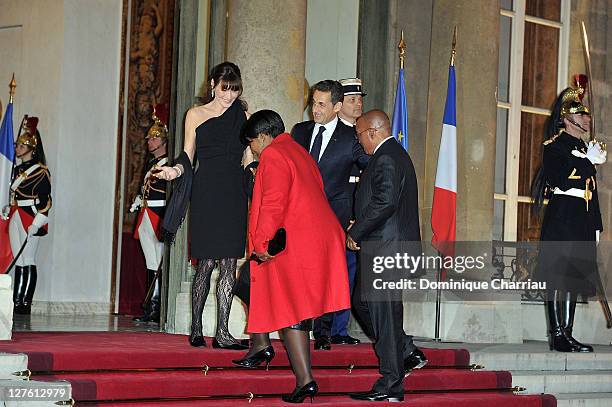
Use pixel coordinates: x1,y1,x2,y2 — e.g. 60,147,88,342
0,332,556,406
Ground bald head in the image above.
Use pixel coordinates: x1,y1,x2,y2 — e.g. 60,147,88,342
355,109,391,154
358,109,390,132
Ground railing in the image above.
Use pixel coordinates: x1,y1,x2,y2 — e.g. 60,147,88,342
492,240,545,302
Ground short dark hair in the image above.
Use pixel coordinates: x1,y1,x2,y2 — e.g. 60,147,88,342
310,80,344,105
240,110,285,146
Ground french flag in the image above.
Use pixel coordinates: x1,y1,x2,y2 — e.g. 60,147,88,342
431,64,456,257
0,98,14,273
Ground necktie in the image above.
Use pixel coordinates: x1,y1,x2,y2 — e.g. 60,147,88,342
310,126,325,162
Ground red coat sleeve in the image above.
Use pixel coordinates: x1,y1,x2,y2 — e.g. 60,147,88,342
251,147,292,254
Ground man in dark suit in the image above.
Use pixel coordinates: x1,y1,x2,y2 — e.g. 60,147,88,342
291,80,369,350
347,110,424,402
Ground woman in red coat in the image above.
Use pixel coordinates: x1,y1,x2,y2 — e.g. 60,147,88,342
242,110,350,403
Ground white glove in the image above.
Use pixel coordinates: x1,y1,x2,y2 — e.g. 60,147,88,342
27,225,38,236
130,196,143,213
572,141,607,165
0,205,9,220
28,213,48,236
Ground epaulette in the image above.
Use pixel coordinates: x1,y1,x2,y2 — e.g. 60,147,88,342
542,134,559,146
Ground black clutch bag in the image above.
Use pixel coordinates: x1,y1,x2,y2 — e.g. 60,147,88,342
250,228,286,263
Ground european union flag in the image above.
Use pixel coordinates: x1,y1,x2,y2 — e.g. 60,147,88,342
391,68,408,151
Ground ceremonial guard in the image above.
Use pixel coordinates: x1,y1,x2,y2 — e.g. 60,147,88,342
131,104,168,323
6,116,51,315
532,85,606,353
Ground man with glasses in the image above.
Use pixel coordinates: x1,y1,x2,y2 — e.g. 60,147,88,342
347,109,423,402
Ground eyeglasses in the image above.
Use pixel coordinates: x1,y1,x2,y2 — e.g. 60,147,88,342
355,125,389,139
356,127,375,138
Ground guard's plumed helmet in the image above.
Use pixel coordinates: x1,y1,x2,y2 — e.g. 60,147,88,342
16,116,39,148
560,87,589,118
146,104,169,139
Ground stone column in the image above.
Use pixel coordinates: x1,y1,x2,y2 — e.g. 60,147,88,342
166,0,199,332
423,0,499,241
358,0,434,234
571,0,612,241
226,0,307,129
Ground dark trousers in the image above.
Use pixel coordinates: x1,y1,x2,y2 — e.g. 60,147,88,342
351,255,414,398
331,250,358,336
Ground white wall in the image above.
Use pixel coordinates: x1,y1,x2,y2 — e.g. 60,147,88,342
0,0,122,310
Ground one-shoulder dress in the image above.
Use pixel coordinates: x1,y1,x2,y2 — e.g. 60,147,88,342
190,100,247,259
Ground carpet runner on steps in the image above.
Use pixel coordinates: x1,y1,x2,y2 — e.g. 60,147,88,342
43,369,511,400
0,332,468,371
89,393,557,407
0,332,556,406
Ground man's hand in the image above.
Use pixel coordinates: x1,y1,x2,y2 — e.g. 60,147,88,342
130,196,143,213
572,141,607,165
253,251,274,262
346,234,360,251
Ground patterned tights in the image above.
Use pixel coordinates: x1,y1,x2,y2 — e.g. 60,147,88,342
189,258,239,345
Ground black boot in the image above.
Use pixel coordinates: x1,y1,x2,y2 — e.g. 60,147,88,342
547,290,574,352
133,269,160,323
12,266,26,314
17,266,37,315
562,292,593,353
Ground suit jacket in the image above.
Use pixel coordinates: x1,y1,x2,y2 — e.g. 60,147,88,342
350,138,421,244
291,119,369,229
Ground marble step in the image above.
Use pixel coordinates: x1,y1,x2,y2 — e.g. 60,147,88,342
0,274,14,340
0,379,72,406
466,343,612,371
556,392,612,407
0,352,28,380
511,370,612,394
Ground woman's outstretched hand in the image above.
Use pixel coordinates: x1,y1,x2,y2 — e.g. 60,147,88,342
154,165,181,181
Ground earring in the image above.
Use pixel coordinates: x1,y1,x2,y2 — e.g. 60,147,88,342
211,88,215,98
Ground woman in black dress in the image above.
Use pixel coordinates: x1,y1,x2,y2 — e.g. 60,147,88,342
158,62,248,349
532,86,606,353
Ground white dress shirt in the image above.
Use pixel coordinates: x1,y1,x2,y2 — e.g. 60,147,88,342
309,115,339,161
339,117,354,127
373,136,395,155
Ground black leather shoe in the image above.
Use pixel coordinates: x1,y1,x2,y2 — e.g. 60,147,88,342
549,327,576,352
188,335,206,347
566,334,594,353
404,348,428,373
330,335,360,345
282,380,318,403
349,390,403,402
232,346,275,369
212,338,249,350
314,336,332,350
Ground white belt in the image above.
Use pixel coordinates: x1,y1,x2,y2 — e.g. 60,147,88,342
145,200,166,207
16,199,39,207
553,188,589,199
349,176,360,183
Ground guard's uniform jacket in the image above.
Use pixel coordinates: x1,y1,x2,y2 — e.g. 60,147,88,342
537,130,602,297
9,158,52,236
134,154,168,241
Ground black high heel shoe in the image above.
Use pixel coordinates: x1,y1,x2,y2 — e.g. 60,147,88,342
281,380,318,403
212,338,249,350
189,335,206,347
232,346,275,369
